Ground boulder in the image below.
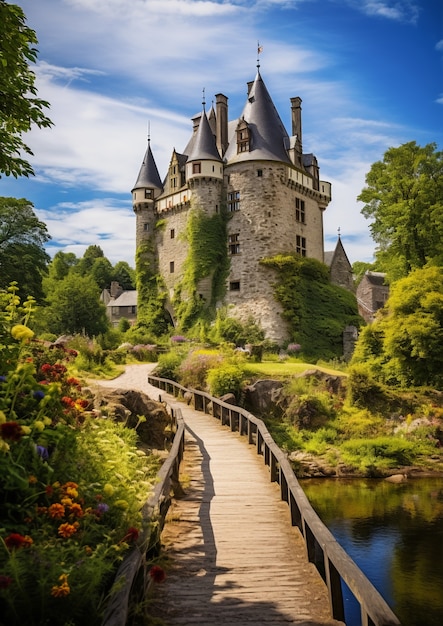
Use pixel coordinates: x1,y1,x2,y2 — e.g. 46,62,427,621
93,388,171,449
244,379,284,415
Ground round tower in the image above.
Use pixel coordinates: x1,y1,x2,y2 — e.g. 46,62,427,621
132,138,163,247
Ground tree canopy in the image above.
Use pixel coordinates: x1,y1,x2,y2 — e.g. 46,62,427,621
0,197,50,300
358,142,443,281
0,1,52,177
351,265,443,388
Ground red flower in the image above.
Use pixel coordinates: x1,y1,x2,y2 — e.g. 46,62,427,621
4,533,33,550
41,363,52,373
122,527,139,543
149,565,166,583
61,396,75,407
0,422,23,441
0,575,13,589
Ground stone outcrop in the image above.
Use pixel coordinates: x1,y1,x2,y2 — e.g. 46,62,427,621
93,388,172,450
244,379,285,415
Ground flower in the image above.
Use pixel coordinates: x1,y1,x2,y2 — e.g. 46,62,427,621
11,324,34,341
69,503,84,518
37,445,49,460
122,527,139,543
4,533,33,550
149,565,166,583
33,390,45,401
0,421,23,441
48,503,65,519
96,503,109,515
114,499,129,510
103,483,114,496
0,375,6,382
58,522,79,538
51,574,70,597
0,575,13,589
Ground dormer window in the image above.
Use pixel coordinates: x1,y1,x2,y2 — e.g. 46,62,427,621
236,119,250,154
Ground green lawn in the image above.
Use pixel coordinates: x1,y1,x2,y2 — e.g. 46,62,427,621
245,360,347,378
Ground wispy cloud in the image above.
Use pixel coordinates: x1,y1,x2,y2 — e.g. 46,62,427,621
341,0,419,23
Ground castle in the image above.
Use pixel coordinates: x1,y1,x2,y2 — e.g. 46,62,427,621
132,68,333,344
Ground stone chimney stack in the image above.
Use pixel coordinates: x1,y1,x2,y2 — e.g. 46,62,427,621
290,97,303,150
215,93,228,157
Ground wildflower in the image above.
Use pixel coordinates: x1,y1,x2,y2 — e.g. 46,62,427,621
0,421,23,441
114,499,129,510
0,575,13,589
48,503,65,519
0,440,10,453
69,503,84,518
11,324,34,341
28,475,38,484
37,445,49,460
96,503,109,515
41,364,52,373
33,390,45,401
103,483,114,496
0,375,6,383
121,527,139,543
51,574,70,597
21,425,31,435
4,533,33,550
58,522,79,538
33,420,45,432
45,485,54,496
149,565,166,583
66,377,80,386
61,396,75,407
0,410,6,424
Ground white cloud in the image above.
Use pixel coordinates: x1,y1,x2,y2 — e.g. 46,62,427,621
345,0,420,23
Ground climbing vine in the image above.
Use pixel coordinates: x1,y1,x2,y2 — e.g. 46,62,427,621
135,240,170,336
174,207,230,331
261,254,361,359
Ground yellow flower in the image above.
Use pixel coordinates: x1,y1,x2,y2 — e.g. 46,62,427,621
103,483,114,496
21,425,31,435
51,574,70,597
0,440,10,453
11,324,34,341
28,475,38,484
114,499,129,510
33,421,45,432
43,416,52,426
0,411,6,425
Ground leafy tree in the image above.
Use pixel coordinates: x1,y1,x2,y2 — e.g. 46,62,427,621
352,261,376,286
0,197,50,300
74,245,104,276
44,274,109,337
89,256,113,290
112,261,135,290
48,251,79,280
352,265,443,388
0,1,52,177
358,142,443,281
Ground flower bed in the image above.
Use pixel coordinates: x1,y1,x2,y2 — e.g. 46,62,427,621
0,286,160,625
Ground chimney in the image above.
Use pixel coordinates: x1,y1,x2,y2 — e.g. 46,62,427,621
215,93,228,157
290,97,302,149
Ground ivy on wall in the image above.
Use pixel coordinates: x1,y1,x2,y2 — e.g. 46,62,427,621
174,207,230,331
261,254,361,359
135,240,170,336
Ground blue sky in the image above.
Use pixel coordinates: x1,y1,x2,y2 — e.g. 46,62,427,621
1,0,442,267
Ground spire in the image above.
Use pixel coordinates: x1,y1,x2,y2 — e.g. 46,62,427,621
132,135,163,192
187,108,221,162
224,70,291,164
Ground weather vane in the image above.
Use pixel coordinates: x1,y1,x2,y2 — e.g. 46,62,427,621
257,41,263,69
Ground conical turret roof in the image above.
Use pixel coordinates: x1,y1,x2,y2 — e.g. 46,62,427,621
186,109,221,162
224,70,291,165
132,141,163,192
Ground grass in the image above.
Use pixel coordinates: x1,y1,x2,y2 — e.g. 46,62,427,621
244,360,347,378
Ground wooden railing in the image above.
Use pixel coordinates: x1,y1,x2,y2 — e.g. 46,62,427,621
102,406,185,626
148,374,401,626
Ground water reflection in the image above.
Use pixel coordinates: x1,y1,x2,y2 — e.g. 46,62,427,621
301,478,443,626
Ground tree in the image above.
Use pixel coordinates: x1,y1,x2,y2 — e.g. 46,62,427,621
112,261,135,290
48,251,79,281
358,142,443,281
89,257,113,290
352,266,443,388
0,197,50,300
44,274,109,337
0,1,52,177
74,245,104,276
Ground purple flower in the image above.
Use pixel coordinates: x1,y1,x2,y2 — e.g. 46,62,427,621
36,445,49,460
96,503,109,514
33,390,45,401
0,375,6,383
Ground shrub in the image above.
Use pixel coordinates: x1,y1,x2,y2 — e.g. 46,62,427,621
154,350,185,381
341,436,417,470
177,350,222,390
206,363,245,398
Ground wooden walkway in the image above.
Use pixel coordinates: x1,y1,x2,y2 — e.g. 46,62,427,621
96,367,344,626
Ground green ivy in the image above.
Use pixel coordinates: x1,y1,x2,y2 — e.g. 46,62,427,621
261,254,361,359
135,241,170,336
174,207,229,331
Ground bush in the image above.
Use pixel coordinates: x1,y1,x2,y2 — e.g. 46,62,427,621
177,350,222,390
154,350,185,381
346,363,390,411
207,363,245,398
341,436,417,470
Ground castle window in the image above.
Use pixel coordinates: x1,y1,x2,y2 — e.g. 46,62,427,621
143,223,149,231
257,169,263,177
145,189,153,199
236,121,250,153
228,191,240,212
170,229,175,239
131,306,136,314
228,233,240,255
192,163,201,174
295,198,305,223
170,261,175,273
229,281,240,291
296,235,306,257
172,178,177,188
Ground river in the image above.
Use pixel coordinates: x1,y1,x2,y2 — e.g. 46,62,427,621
301,477,443,626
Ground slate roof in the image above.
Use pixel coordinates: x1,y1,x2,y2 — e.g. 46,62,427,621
185,109,221,162
364,271,387,286
224,70,291,165
132,142,163,192
107,290,138,308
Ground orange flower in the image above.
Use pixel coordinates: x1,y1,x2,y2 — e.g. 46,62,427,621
48,503,65,519
51,574,70,597
58,522,79,538
69,503,84,518
4,533,33,550
28,475,37,484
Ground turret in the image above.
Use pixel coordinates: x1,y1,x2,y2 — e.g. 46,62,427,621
132,138,163,247
185,107,223,181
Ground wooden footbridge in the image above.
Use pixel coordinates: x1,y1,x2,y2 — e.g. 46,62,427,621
99,366,401,626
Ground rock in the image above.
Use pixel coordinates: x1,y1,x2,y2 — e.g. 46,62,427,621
93,388,171,449
295,369,346,395
219,393,237,406
244,379,284,415
385,473,408,483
